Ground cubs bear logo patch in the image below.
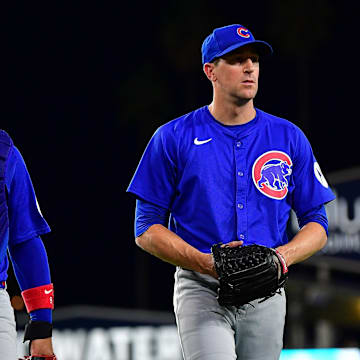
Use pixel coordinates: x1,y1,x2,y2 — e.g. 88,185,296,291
252,151,293,200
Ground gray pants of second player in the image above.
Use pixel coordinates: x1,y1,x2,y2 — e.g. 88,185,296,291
174,267,286,360
0,288,17,359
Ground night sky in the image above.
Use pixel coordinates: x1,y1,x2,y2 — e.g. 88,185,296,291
2,1,358,311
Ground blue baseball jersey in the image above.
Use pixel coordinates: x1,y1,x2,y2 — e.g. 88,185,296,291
127,106,335,253
0,145,51,281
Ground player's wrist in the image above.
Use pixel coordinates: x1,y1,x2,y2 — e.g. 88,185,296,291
274,246,291,267
274,249,288,271
198,253,218,278
30,338,54,357
24,321,53,342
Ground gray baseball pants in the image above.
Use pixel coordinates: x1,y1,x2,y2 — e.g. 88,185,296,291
0,288,18,360
174,267,286,360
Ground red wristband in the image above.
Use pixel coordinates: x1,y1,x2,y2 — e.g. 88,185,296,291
275,250,288,274
21,284,54,313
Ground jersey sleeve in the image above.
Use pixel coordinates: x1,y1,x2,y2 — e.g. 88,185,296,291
6,146,51,245
291,128,335,217
127,126,177,210
297,204,329,236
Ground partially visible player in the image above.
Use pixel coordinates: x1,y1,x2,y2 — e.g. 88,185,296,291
0,130,56,359
127,24,335,359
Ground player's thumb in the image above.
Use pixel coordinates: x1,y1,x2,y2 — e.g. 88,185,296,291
222,241,244,248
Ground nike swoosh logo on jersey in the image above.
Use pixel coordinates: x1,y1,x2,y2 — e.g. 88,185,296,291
194,137,212,145
45,289,53,295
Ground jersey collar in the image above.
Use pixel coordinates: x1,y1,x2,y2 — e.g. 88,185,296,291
203,105,262,138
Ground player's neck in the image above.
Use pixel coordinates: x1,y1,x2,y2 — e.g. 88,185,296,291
208,99,256,126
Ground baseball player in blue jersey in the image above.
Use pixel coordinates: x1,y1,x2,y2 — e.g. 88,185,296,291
127,24,335,360
0,130,57,359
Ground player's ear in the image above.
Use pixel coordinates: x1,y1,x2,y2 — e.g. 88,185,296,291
203,62,217,82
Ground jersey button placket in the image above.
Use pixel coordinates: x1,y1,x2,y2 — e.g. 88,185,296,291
234,139,247,242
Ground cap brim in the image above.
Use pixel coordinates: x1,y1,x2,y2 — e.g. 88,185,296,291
212,40,273,61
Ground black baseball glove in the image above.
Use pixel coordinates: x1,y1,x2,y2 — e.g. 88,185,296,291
211,244,288,306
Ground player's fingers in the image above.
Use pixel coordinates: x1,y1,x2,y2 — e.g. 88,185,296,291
222,241,243,248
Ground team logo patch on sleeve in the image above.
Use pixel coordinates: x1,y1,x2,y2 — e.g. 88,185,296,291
252,151,293,200
314,161,329,188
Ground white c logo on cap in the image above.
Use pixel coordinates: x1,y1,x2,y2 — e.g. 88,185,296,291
237,27,250,38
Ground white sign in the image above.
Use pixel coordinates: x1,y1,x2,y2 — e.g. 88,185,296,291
17,326,182,360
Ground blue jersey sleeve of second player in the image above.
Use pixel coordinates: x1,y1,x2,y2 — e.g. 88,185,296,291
5,146,51,245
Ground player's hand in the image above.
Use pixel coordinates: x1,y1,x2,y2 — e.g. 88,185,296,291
203,241,244,279
30,338,54,357
222,240,243,248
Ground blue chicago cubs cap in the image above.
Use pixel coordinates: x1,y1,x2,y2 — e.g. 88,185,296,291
201,24,273,64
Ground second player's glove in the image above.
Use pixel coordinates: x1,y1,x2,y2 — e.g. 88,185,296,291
211,243,288,306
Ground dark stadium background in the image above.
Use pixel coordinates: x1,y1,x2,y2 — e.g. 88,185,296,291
2,1,357,314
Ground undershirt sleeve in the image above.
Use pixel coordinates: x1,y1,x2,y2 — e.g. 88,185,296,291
8,236,52,323
135,198,169,237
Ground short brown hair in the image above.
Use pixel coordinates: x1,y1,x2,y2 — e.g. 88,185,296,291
212,58,221,66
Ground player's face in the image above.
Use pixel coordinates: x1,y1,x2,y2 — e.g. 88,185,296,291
213,46,260,103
